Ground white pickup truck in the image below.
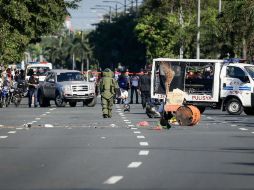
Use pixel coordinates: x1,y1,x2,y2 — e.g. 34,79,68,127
38,69,96,107
151,58,254,115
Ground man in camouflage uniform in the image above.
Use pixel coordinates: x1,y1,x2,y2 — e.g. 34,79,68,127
100,68,119,118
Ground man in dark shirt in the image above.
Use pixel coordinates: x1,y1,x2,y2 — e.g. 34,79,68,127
27,69,39,108
138,69,151,109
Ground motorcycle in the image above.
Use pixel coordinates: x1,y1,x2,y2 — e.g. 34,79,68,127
10,81,25,107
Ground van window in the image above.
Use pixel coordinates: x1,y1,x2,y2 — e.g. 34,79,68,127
27,67,50,76
226,66,245,78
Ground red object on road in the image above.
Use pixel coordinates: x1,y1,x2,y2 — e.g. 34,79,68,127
137,121,149,127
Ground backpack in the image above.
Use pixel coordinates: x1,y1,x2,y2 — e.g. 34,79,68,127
118,76,128,89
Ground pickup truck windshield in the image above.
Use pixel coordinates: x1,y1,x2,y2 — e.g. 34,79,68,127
245,66,254,79
57,72,85,82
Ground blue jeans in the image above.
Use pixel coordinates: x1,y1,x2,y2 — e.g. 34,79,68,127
28,88,38,107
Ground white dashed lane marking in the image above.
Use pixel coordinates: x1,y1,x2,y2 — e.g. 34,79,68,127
124,120,129,122
140,142,149,146
103,176,123,184
46,112,50,114
252,132,254,134
127,162,142,168
139,150,149,156
231,124,238,127
137,135,145,139
0,136,8,139
134,131,141,134
0,125,3,127
16,128,23,130
45,124,54,128
239,128,248,131
35,118,41,120
8,131,16,134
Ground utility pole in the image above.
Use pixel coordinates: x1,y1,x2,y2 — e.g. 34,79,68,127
219,0,222,13
179,6,183,59
124,0,126,14
196,0,200,59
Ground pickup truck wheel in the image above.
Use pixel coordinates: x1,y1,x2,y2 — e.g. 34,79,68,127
69,102,77,107
226,98,243,115
244,107,254,115
39,93,50,107
55,94,66,107
84,97,97,107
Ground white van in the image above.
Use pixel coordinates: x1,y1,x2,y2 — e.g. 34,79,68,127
25,62,52,82
151,58,254,115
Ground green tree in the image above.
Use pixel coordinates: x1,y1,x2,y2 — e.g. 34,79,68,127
0,0,80,65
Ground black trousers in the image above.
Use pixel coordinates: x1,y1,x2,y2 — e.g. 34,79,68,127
130,86,139,103
141,91,150,109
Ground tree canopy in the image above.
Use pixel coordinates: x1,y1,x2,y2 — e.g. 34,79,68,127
0,0,80,64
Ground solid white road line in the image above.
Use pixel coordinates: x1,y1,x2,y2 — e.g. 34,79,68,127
239,128,248,131
8,131,16,134
139,150,149,156
127,162,142,168
0,136,8,139
134,131,141,134
140,142,149,146
103,176,123,184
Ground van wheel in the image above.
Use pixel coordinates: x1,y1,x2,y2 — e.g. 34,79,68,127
69,102,77,107
39,92,50,107
197,106,206,114
244,108,254,115
55,94,66,107
226,98,243,115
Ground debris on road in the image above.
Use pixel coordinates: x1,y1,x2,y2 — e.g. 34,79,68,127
137,121,149,127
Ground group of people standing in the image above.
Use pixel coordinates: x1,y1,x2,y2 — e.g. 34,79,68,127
0,66,39,108
99,68,152,118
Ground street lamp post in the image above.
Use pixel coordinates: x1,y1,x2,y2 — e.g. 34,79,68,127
91,7,112,23
95,5,112,22
103,0,126,14
196,0,200,59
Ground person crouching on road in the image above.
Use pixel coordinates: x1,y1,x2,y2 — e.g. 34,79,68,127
27,69,39,108
100,68,119,118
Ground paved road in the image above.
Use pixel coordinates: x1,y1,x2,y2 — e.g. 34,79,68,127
0,97,254,189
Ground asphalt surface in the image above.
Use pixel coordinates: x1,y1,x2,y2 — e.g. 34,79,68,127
0,97,254,190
